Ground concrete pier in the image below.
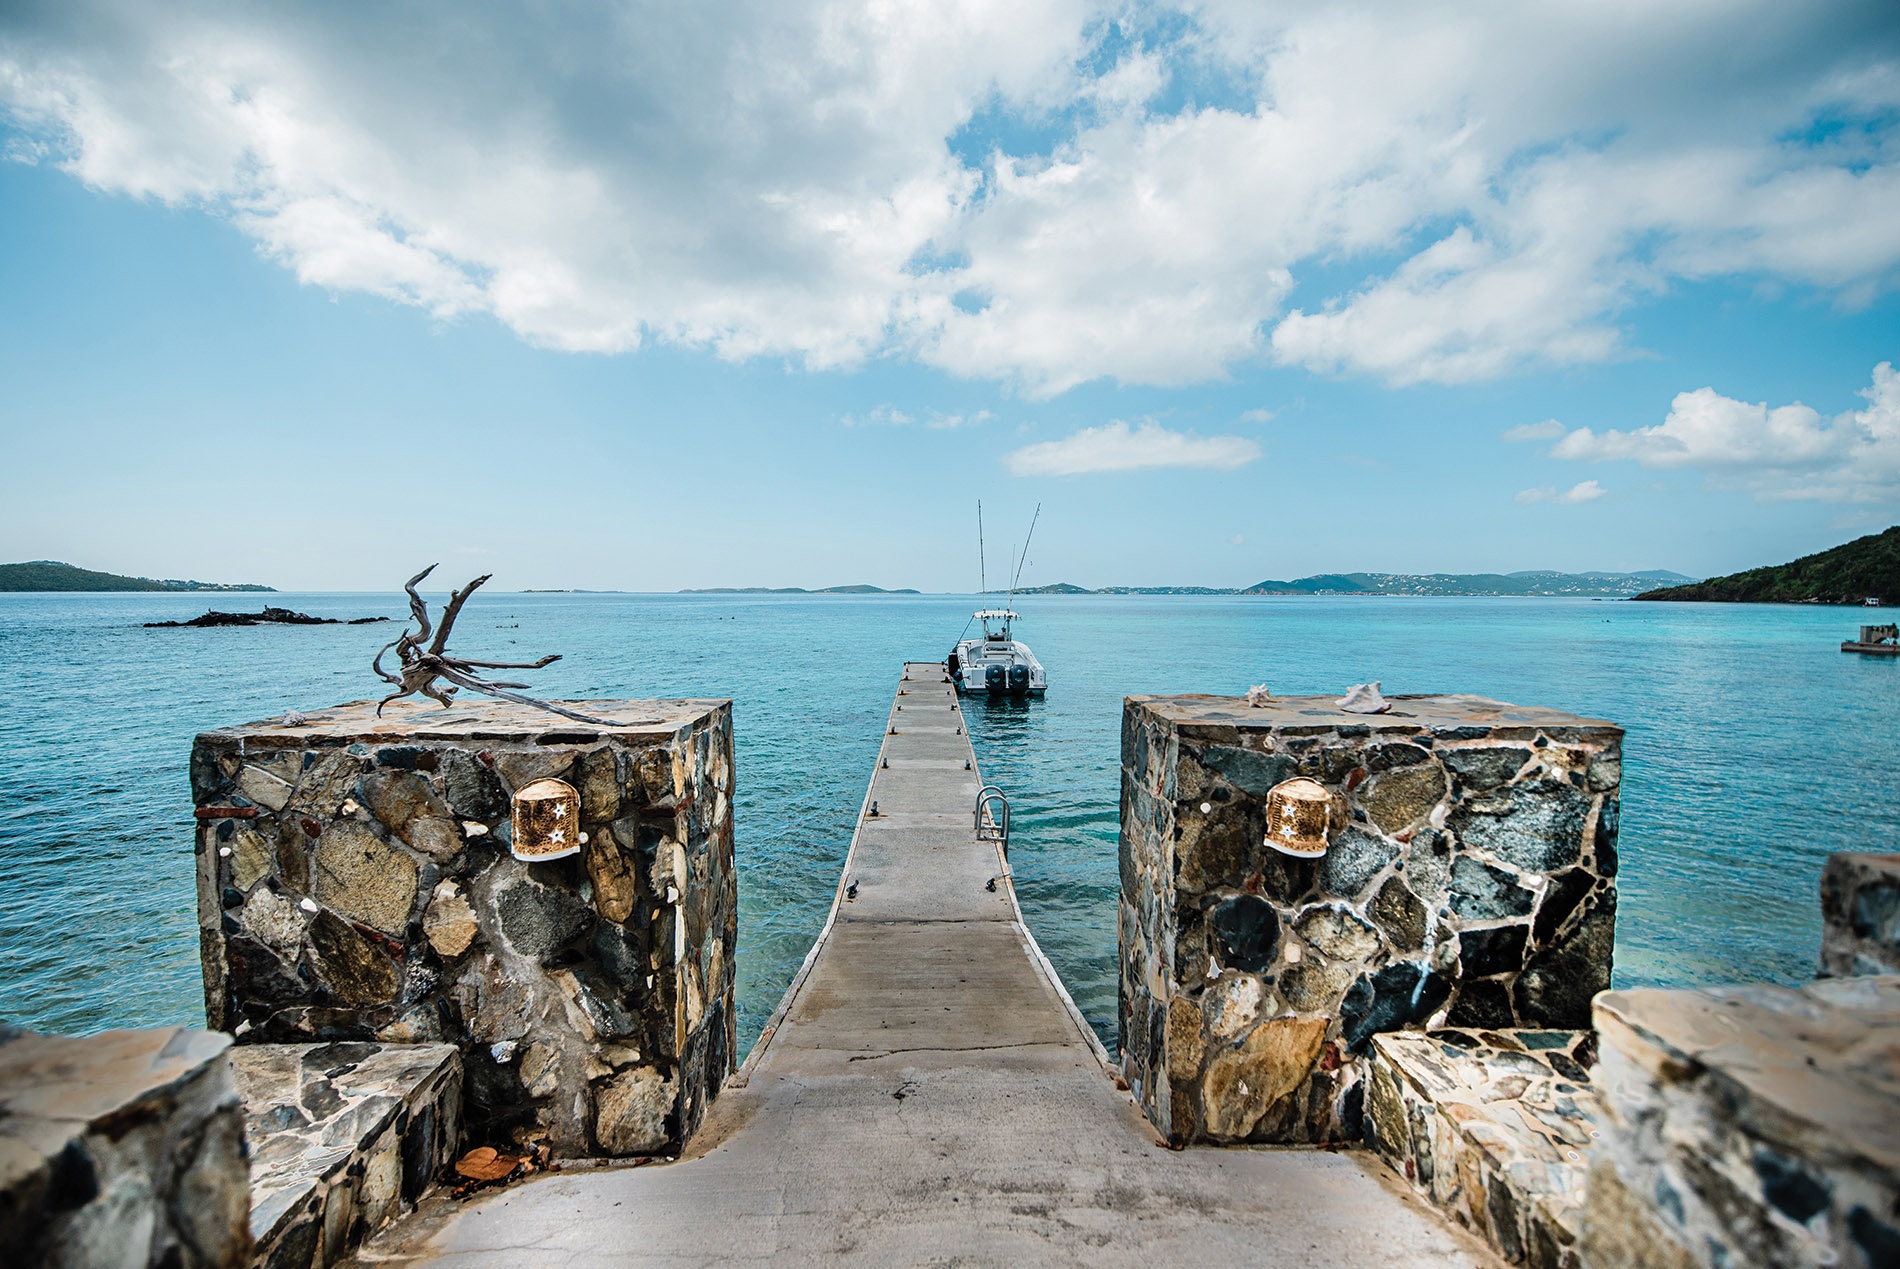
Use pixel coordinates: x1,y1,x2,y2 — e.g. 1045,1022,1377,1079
361,665,1496,1264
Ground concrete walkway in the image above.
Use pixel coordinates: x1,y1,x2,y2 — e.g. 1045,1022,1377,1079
360,664,1497,1266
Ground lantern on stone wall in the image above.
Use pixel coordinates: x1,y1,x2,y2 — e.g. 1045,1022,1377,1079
512,777,582,862
1262,777,1343,859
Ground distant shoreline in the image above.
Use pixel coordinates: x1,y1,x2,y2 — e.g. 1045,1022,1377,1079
681,585,922,595
1,562,1711,600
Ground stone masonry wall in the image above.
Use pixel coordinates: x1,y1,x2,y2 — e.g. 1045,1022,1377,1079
0,1023,250,1267
234,1042,461,1269
1119,693,1621,1145
1820,852,1900,977
1366,1028,1605,1268
192,698,736,1158
1582,977,1900,1269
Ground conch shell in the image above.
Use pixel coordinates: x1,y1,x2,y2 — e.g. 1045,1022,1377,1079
1244,684,1274,707
1337,681,1390,714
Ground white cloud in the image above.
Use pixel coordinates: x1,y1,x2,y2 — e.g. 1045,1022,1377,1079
1504,419,1567,441
1003,421,1260,476
1515,479,1606,505
843,405,989,428
2,2,1896,391
1228,533,1245,545
926,409,993,430
844,405,913,427
1546,362,1900,502
1241,408,1275,424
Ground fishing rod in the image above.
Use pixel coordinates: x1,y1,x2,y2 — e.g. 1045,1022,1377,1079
1008,503,1041,597
978,500,987,602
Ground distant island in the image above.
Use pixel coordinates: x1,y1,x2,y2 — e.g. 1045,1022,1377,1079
0,560,274,592
680,585,922,594
1018,570,1696,598
1633,526,1897,605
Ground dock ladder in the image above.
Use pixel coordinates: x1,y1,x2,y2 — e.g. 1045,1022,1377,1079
974,785,1010,858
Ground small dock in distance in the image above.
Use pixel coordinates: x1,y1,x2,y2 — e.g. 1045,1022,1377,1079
1844,623,1900,655
363,662,1493,1264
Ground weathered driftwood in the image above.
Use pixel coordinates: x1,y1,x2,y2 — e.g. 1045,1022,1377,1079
372,565,640,726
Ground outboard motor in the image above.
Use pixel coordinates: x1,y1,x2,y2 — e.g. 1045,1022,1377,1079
1007,664,1030,696
947,649,961,680
984,664,1007,694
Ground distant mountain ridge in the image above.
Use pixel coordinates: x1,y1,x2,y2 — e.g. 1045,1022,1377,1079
0,560,274,592
1633,527,1899,605
1016,570,1694,598
680,584,921,594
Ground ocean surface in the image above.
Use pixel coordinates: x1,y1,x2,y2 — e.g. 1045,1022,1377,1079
1,590,1895,1053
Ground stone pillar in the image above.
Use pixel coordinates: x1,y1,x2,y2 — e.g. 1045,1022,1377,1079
1820,852,1900,977
191,698,736,1157
1581,977,1900,1269
0,1023,250,1267
1118,692,1621,1145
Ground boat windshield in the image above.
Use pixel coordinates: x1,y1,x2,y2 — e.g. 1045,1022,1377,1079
974,608,1017,640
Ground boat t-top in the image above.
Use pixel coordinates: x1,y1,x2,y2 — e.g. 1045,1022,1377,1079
948,502,1047,697
950,607,1047,697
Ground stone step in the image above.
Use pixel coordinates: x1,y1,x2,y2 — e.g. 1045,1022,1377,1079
231,1041,460,1269
1582,976,1900,1269
1367,1027,1606,1268
0,1024,250,1266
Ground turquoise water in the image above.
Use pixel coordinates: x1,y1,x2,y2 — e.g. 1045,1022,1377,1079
2,591,1895,1051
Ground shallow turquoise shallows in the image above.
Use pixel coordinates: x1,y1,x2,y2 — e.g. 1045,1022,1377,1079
2,591,1895,1052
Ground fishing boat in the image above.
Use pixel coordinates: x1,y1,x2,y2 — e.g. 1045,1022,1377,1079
950,607,1047,696
949,502,1048,697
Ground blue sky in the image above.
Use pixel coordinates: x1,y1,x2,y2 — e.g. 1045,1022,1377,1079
2,1,1897,591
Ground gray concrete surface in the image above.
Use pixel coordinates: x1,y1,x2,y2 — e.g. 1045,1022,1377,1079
356,664,1499,1266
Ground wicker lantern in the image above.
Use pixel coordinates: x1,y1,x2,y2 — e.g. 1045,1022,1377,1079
1262,777,1343,859
512,777,582,862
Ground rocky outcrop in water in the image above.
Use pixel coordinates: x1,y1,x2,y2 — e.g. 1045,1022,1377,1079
146,607,389,627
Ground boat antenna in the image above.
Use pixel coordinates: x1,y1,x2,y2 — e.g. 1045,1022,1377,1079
1008,503,1041,598
978,500,987,602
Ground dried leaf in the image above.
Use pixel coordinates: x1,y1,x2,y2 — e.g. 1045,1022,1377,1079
454,1146,524,1182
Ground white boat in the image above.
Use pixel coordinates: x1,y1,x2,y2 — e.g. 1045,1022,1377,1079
951,501,1048,697
949,608,1047,696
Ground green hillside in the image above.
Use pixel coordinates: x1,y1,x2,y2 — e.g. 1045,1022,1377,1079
1632,527,1900,605
0,561,274,592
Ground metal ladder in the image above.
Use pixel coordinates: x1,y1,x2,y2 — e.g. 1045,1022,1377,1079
974,785,1010,858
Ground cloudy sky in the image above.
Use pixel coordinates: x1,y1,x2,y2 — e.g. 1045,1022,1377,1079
2,0,1896,590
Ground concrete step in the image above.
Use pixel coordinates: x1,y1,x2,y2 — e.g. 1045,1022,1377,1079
232,1041,460,1269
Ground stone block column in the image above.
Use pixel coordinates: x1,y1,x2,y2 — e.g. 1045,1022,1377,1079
1119,693,1621,1145
191,698,736,1157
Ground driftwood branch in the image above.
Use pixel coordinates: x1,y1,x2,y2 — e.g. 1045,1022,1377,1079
371,565,649,726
